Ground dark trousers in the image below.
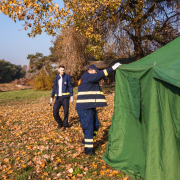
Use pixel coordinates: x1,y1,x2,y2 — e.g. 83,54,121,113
77,108,100,154
53,96,69,127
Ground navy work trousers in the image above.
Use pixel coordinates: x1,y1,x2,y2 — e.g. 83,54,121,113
77,108,100,154
53,96,69,127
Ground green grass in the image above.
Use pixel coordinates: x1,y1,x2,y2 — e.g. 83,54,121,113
0,85,114,106
0,89,51,106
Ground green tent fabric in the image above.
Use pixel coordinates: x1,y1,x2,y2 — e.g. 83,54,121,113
103,36,180,180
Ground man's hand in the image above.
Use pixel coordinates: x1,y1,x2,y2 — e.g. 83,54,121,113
112,62,121,70
70,96,74,103
50,97,54,103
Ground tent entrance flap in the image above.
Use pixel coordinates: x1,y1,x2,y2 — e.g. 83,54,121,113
127,77,140,120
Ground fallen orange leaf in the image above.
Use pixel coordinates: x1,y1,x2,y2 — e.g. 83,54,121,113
22,164,26,168
67,173,72,177
100,171,105,175
77,173,83,177
7,170,13,174
92,162,97,168
123,176,129,180
112,170,119,175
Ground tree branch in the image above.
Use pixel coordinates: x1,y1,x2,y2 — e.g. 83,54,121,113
159,13,180,32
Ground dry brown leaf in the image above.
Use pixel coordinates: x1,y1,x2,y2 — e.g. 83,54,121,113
67,173,72,177
123,176,129,180
77,173,83,177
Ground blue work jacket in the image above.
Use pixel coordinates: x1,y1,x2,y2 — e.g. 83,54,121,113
75,67,113,110
51,73,73,99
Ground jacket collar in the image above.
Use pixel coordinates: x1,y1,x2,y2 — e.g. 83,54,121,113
57,73,66,80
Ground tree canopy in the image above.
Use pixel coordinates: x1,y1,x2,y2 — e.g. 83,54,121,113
27,52,56,75
26,52,58,89
0,59,26,83
1,0,180,59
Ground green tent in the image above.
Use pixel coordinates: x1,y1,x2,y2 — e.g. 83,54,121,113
103,36,180,180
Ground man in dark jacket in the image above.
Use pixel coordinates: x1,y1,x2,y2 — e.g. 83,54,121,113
75,63,121,155
50,65,73,131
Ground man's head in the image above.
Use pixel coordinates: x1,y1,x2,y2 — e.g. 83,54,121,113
88,64,99,74
58,65,65,76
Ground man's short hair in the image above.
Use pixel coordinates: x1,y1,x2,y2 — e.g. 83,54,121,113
58,65,65,69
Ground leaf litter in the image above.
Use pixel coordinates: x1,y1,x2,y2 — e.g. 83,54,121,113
0,91,135,180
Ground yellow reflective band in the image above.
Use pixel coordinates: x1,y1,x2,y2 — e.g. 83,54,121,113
76,99,106,103
103,69,108,76
85,144,93,148
84,139,93,142
94,131,98,134
78,91,104,95
55,94,57,96
62,92,70,95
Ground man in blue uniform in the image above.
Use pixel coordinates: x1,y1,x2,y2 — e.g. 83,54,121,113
50,65,73,131
75,63,121,155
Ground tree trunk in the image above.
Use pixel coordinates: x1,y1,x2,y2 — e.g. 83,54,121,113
43,66,49,76
133,29,144,60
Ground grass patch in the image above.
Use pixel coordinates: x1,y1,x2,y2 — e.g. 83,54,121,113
0,85,115,106
72,167,83,176
0,89,51,106
16,173,30,180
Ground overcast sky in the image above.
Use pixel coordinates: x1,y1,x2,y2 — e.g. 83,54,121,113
0,1,64,67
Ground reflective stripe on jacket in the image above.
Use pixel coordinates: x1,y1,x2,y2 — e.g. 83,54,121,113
51,73,73,98
75,67,113,110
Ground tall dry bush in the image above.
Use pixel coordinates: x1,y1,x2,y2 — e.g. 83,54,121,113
52,27,90,84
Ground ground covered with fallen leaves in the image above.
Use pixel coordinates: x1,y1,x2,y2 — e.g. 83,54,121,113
0,88,134,180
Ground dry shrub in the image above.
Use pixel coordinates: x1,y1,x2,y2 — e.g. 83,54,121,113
11,78,30,86
31,70,55,90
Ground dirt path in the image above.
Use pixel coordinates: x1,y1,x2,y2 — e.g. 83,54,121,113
0,83,32,92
